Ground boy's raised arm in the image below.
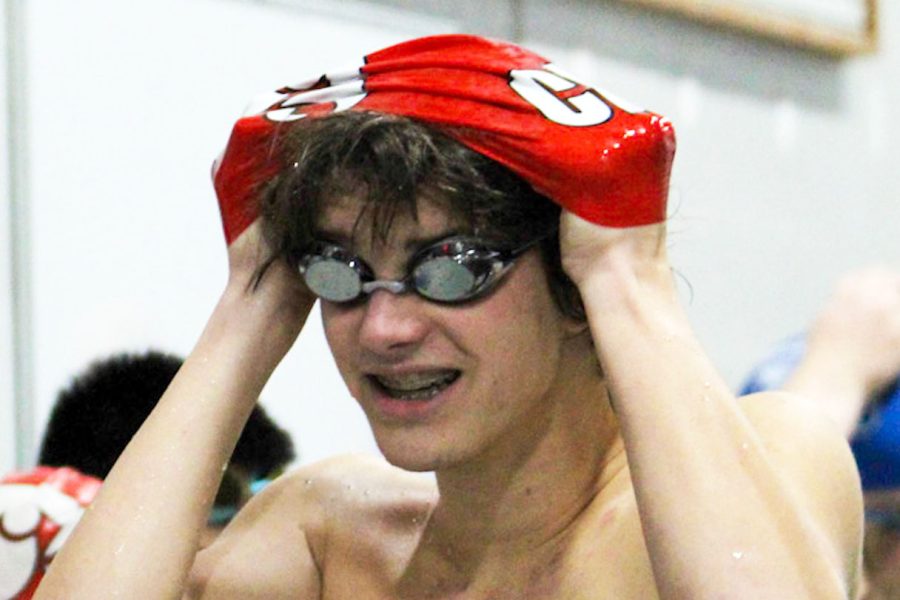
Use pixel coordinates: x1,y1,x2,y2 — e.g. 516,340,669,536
561,214,864,600
36,223,315,599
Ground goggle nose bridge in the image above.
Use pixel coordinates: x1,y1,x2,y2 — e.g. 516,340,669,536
360,279,409,296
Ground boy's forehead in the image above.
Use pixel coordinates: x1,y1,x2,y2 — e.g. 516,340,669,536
314,194,465,249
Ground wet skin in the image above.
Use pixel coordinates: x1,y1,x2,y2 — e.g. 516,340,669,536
188,196,658,598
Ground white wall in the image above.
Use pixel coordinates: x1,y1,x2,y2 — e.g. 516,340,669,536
1,0,17,471
4,0,899,474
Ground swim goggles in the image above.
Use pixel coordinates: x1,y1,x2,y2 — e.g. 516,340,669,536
866,508,900,531
298,234,546,304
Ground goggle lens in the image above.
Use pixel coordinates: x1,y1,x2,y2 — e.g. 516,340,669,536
303,258,363,302
412,255,479,302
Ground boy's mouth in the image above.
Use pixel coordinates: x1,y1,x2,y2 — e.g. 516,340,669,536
370,370,461,400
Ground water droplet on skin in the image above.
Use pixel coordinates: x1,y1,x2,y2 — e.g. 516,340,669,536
304,479,313,486
741,443,750,451
363,490,371,497
703,381,711,389
732,550,744,560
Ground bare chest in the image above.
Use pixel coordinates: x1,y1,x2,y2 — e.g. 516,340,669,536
319,502,658,600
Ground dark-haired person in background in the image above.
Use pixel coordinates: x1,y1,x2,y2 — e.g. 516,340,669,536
0,350,295,599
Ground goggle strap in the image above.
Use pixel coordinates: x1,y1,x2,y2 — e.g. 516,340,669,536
492,260,513,280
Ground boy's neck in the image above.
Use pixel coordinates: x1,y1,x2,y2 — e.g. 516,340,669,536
428,381,625,556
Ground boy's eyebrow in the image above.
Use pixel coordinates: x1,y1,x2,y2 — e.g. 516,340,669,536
312,228,351,246
311,228,465,252
404,230,464,252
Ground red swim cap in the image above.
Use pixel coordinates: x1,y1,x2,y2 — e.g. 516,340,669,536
214,34,676,244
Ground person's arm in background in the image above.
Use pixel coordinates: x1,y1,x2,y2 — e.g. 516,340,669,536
35,222,317,599
783,267,900,437
562,214,864,600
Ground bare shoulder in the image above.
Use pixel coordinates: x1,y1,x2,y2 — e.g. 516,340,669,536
281,453,438,526
293,452,437,497
738,391,864,580
738,390,859,479
186,454,434,599
738,390,862,507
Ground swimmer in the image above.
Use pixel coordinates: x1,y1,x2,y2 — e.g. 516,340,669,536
38,35,862,599
741,266,900,600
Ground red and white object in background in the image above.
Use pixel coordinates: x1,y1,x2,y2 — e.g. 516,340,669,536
0,467,102,599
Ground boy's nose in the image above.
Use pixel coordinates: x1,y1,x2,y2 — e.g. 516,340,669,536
357,289,430,354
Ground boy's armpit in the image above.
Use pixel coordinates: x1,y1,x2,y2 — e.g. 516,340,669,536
185,453,431,599
185,461,332,599
186,528,320,599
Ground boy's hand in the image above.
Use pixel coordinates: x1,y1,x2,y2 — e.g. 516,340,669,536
559,210,669,291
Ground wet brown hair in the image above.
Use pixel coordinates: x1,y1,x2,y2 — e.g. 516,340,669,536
258,111,584,320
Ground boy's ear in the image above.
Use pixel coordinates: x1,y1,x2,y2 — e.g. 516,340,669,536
562,318,591,340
